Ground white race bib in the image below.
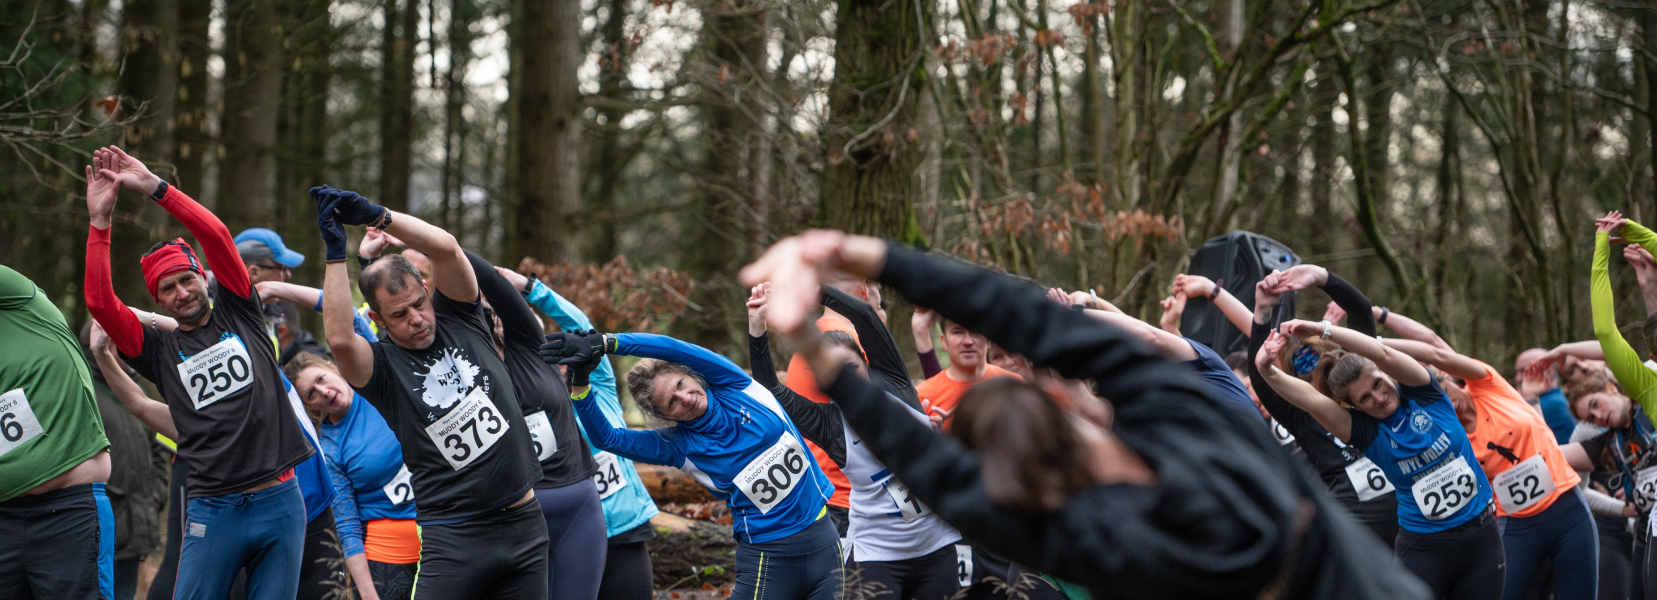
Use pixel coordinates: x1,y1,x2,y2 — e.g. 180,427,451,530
1411,455,1480,520
176,337,254,410
381,465,414,505
423,387,509,471
882,478,932,523
525,411,557,462
1493,454,1557,514
955,544,973,587
734,432,809,514
1270,419,1296,446
0,389,44,456
591,451,628,500
1636,467,1657,513
1344,456,1395,502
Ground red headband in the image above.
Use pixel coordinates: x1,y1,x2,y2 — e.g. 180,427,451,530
141,238,204,299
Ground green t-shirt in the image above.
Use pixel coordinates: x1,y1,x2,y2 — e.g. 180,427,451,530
0,264,108,501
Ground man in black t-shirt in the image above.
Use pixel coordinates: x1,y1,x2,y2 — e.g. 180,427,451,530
314,185,547,600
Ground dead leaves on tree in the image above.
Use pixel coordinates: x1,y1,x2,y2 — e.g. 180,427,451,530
516,255,696,333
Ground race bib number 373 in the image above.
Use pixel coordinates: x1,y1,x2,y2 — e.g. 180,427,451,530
735,432,809,514
1412,456,1480,520
176,337,254,410
423,387,508,471
0,389,44,456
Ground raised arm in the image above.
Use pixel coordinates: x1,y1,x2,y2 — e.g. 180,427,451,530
323,260,375,387
821,285,919,408
1080,308,1199,362
1380,338,1487,381
1173,274,1252,334
82,155,145,358
748,330,846,467
257,281,376,342
1283,319,1432,386
569,391,685,466
1375,309,1450,351
614,333,752,391
464,250,543,350
1253,331,1353,441
90,324,178,440
1592,217,1657,411
520,275,618,402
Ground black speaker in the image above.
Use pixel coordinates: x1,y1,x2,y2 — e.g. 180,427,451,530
1179,230,1301,357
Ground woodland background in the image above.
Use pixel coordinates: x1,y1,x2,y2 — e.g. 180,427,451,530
1,0,1651,373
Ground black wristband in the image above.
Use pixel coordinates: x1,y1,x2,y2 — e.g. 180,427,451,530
1209,279,1224,302
357,255,377,268
151,180,169,200
1378,307,1390,325
521,274,539,296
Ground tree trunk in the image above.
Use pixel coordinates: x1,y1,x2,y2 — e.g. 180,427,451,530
513,0,581,263
584,0,631,262
1308,66,1336,258
442,0,474,235
116,0,178,300
218,0,283,232
381,0,417,213
172,0,210,197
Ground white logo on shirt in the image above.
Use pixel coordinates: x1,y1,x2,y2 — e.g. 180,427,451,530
1411,411,1434,434
416,348,480,410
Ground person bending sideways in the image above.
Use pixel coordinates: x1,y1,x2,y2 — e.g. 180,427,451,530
740,231,1429,600
0,264,114,600
314,185,547,600
82,146,314,600
540,330,840,600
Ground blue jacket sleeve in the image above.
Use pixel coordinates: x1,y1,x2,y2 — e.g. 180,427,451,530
527,281,619,411
320,442,366,559
572,391,684,466
614,333,752,391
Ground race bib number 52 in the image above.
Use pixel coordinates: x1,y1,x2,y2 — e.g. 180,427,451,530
0,389,44,456
1494,454,1556,514
423,387,509,470
735,432,809,514
176,337,254,410
1412,456,1480,520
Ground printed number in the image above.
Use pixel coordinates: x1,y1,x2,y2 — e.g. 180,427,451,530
444,434,473,462
1365,468,1387,492
532,439,543,458
594,461,622,494
391,482,412,503
188,373,212,404
189,355,251,402
1505,475,1544,507
0,412,20,442
748,447,806,506
1423,474,1477,518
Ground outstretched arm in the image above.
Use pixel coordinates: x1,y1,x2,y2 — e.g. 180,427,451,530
381,212,476,303
90,324,178,440
521,275,618,403
1380,338,1487,381
1253,331,1353,441
256,281,376,342
1376,309,1450,351
100,147,251,298
1283,319,1432,386
1174,275,1252,334
323,260,375,387
570,391,684,466
1591,227,1657,412
464,250,544,350
82,155,146,359
1080,308,1199,362
749,331,846,467
821,285,920,408
614,333,752,391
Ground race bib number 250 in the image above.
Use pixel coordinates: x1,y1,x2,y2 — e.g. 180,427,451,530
176,337,254,410
0,389,44,456
423,387,509,471
735,432,809,514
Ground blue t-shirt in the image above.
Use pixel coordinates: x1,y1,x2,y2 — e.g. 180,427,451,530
575,333,833,544
1538,388,1577,445
280,372,335,523
1182,338,1258,418
319,393,417,558
1348,379,1492,533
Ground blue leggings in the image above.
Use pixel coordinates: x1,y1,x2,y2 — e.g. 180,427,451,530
734,516,843,600
536,479,608,600
1497,488,1599,600
175,478,307,600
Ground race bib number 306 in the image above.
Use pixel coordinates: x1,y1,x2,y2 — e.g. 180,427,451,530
0,389,44,456
176,337,254,410
381,465,414,505
735,433,809,514
1494,454,1557,514
423,387,509,471
1412,456,1480,520
592,451,628,500
1344,456,1395,502
525,411,557,461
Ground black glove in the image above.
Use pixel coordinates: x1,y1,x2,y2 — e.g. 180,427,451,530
538,330,614,366
567,353,602,389
309,185,387,227
314,194,348,261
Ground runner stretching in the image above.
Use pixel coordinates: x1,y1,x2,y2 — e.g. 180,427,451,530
83,146,313,599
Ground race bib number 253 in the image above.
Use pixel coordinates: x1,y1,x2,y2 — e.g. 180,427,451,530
423,387,509,471
176,337,254,410
1412,456,1479,520
734,432,809,514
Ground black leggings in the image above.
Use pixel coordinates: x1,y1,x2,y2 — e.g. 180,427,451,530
850,544,961,600
369,561,417,600
1596,515,1632,600
296,508,347,600
597,539,654,600
1394,510,1507,600
414,498,550,600
535,480,608,600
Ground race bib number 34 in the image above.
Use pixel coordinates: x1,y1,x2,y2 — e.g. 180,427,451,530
423,387,508,471
0,389,44,456
735,432,809,514
176,337,254,410
1412,456,1480,520
525,411,557,461
1344,456,1395,502
1493,454,1557,514
592,451,628,500
382,465,414,505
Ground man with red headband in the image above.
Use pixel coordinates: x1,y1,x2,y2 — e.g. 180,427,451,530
82,146,313,600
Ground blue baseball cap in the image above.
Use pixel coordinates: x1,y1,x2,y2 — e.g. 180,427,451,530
233,228,305,268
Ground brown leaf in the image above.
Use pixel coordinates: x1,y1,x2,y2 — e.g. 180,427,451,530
717,64,730,83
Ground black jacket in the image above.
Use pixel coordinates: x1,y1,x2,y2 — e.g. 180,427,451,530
816,245,1427,600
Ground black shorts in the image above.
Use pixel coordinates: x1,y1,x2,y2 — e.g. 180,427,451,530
413,498,549,600
0,483,114,600
850,544,962,600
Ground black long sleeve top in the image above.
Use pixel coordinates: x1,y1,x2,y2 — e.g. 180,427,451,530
816,246,1426,600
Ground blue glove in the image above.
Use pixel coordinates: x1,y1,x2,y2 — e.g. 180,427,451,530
312,193,348,261
309,185,387,227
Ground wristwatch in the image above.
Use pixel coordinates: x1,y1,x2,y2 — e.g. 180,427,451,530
1319,320,1335,340
151,180,169,200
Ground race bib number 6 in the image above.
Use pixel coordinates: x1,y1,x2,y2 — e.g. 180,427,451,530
525,411,557,461
0,389,44,456
1343,456,1395,502
735,432,809,514
592,451,628,500
423,387,509,470
176,337,254,410
382,465,414,505
1494,454,1556,514
1412,456,1480,520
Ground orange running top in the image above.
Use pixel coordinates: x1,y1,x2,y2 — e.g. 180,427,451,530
365,518,421,564
1464,362,1580,518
